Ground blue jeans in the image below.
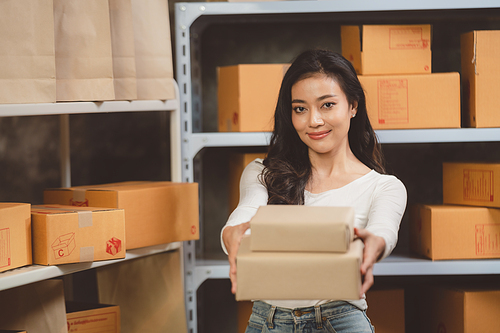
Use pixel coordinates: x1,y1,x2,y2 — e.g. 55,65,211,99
244,301,374,333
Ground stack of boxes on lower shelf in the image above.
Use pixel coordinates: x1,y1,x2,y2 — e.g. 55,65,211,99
0,180,199,332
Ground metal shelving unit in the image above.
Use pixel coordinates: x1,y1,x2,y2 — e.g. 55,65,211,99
0,79,182,292
175,2,500,332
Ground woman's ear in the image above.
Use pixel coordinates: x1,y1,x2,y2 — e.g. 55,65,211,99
350,101,358,118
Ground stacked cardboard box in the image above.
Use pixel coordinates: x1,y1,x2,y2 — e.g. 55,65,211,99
66,301,120,333
461,31,500,128
236,205,363,301
44,181,199,249
342,24,461,130
0,203,31,273
366,289,405,333
410,162,500,260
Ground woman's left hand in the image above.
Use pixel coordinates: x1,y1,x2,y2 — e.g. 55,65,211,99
354,227,386,298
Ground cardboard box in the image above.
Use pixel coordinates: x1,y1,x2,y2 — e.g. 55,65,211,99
236,236,363,301
250,205,354,252
341,25,431,75
359,73,460,129
0,203,31,273
97,249,187,333
44,181,199,249
66,301,120,333
218,64,288,132
461,30,500,128
229,153,266,213
420,285,500,333
237,301,253,333
366,289,405,333
31,205,126,265
0,331,27,333
410,204,500,260
0,279,67,333
443,162,500,208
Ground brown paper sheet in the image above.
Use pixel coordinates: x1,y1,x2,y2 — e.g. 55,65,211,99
0,0,56,104
131,0,175,100
109,0,138,100
0,280,67,333
54,0,115,101
96,249,187,333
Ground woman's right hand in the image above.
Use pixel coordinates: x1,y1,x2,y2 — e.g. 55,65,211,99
222,222,250,294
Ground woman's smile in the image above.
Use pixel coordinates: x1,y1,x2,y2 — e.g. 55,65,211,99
307,130,332,140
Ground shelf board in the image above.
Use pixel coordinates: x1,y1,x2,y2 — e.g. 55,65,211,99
0,242,181,292
0,99,179,117
187,128,500,158
191,253,500,289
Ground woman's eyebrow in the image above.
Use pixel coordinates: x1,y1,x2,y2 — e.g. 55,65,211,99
317,94,337,101
291,99,306,104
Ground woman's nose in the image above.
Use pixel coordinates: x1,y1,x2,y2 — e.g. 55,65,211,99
309,108,324,127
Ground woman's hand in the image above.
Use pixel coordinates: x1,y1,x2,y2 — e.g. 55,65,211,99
354,227,386,297
222,222,250,294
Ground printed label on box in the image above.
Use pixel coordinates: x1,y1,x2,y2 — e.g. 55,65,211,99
67,311,118,332
463,169,494,202
377,79,409,124
389,27,429,49
52,232,76,259
0,228,11,268
106,237,122,256
69,198,89,207
475,224,500,255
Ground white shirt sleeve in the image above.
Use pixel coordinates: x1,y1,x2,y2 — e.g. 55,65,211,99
364,175,407,260
220,158,268,254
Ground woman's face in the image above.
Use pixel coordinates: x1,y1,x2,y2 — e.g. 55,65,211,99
291,73,356,156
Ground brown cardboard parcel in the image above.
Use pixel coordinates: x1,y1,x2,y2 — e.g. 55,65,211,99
366,289,405,333
236,236,363,301
410,204,500,260
419,285,500,333
461,30,500,128
341,25,432,75
229,153,266,213
44,181,199,249
443,162,500,208
66,301,120,333
359,73,460,129
250,205,354,252
218,64,288,132
31,205,126,265
0,203,31,273
0,279,67,333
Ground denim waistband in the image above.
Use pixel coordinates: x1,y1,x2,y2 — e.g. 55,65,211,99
252,300,360,329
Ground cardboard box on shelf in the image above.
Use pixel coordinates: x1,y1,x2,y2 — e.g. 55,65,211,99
237,301,253,333
250,205,354,253
218,64,288,132
341,24,432,75
31,204,126,265
0,331,27,333
461,30,500,128
366,289,405,333
236,237,363,301
0,203,31,273
66,301,120,333
443,162,500,208
228,153,266,213
359,73,460,129
44,181,199,249
410,204,500,260
0,280,67,333
420,285,500,333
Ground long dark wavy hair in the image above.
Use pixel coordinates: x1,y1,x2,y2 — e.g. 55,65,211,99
261,49,385,205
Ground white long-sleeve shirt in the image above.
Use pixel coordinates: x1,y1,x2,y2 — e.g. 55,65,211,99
221,158,407,310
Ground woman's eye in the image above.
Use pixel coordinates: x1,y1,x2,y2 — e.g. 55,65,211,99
293,106,306,113
323,102,335,109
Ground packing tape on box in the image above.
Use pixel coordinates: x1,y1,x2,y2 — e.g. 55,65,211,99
32,206,93,227
73,188,87,202
80,246,94,262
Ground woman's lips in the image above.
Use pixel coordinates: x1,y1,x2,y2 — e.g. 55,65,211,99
307,130,331,140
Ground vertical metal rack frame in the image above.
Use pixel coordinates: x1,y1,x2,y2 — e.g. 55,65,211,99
175,2,500,332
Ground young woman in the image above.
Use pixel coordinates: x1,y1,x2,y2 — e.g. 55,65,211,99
221,49,407,332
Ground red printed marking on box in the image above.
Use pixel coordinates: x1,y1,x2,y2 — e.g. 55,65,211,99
0,228,11,268
475,224,500,256
389,27,428,50
377,79,409,124
68,311,118,332
463,169,494,202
